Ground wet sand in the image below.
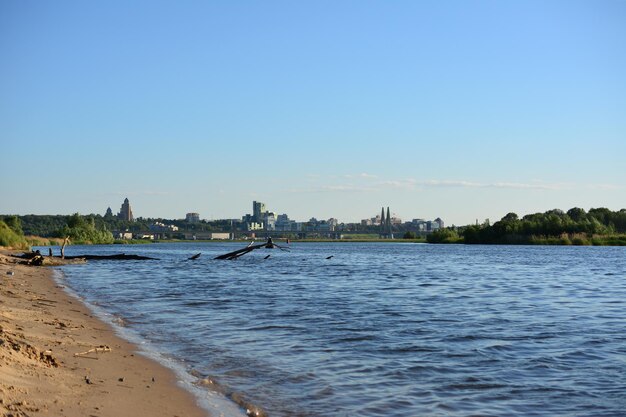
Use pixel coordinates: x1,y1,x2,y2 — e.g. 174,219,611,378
0,252,209,417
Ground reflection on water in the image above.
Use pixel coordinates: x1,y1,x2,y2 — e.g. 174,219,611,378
57,243,626,416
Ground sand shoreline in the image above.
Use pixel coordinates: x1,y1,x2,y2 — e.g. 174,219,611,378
0,252,212,417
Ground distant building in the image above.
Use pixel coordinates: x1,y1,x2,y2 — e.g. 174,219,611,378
135,233,156,240
209,232,231,240
180,232,233,240
186,212,200,223
379,207,393,238
104,207,113,218
275,214,301,232
118,198,134,221
246,222,264,231
427,220,442,232
253,201,266,223
243,201,284,231
149,222,179,233
264,212,277,231
114,231,133,240
412,219,427,231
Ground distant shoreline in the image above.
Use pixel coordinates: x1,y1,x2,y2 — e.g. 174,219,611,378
26,236,626,247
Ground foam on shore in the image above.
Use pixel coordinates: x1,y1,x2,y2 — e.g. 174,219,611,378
53,269,248,417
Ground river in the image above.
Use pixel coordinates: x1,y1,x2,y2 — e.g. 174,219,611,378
48,242,626,417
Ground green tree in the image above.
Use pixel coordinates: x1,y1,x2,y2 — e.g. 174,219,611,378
56,213,114,244
588,207,612,225
2,215,23,235
566,207,587,222
426,228,461,243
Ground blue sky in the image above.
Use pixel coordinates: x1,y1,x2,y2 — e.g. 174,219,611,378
1,1,625,225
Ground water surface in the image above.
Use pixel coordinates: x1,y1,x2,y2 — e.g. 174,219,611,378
54,243,626,416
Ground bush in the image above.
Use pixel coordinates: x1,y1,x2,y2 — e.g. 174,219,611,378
2,216,23,235
55,213,114,244
0,220,29,249
570,233,589,246
426,228,462,244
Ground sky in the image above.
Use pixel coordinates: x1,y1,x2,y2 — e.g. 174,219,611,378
1,0,625,225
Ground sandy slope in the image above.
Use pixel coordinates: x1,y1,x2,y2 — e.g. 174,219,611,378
0,252,209,417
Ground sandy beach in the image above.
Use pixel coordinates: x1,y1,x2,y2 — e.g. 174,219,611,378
0,251,209,417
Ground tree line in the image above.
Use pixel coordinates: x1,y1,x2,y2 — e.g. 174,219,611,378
0,214,114,245
427,207,626,245
2,214,235,243
4,207,626,246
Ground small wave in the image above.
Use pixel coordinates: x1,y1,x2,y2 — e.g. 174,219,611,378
443,381,508,391
481,343,514,352
194,372,268,417
112,315,130,327
557,349,606,362
182,300,211,307
244,325,304,332
336,334,379,343
446,334,491,342
379,344,441,354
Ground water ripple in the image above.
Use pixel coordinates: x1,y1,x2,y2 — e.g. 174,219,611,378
56,243,626,417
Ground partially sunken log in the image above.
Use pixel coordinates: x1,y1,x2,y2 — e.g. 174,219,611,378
15,251,43,260
12,252,86,266
214,237,289,260
63,254,159,261
13,251,154,265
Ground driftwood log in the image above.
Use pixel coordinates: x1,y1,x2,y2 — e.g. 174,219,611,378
61,236,70,259
63,254,159,260
215,237,289,260
15,252,158,261
27,254,45,266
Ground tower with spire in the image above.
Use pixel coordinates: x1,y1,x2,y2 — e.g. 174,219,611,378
379,206,394,239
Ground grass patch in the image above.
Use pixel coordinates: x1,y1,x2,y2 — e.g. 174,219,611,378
25,236,65,247
113,239,155,244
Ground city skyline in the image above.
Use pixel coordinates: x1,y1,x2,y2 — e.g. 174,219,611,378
1,1,625,225
99,197,438,228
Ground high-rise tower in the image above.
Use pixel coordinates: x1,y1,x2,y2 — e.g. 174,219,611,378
118,198,134,221
253,201,266,223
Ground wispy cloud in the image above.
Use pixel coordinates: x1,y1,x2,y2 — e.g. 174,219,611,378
288,177,621,194
344,172,379,179
373,179,602,191
590,183,621,190
109,191,171,196
288,184,375,193
490,182,565,190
